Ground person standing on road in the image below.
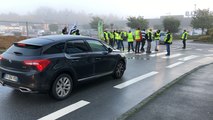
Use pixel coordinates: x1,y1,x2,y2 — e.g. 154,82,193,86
62,26,68,34
181,30,188,49
75,29,80,35
154,30,161,51
135,28,141,53
164,30,173,56
141,29,146,52
109,31,114,47
146,29,153,54
104,30,109,44
127,30,134,52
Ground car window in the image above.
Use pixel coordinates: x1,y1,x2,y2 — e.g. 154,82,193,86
43,43,65,54
65,40,89,54
5,43,42,56
86,40,107,52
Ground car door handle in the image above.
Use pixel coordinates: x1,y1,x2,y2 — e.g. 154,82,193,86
72,59,79,62
95,58,102,60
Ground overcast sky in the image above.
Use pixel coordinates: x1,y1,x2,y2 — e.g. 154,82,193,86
0,0,212,18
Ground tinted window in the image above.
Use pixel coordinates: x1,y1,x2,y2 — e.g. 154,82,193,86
65,40,89,54
43,43,65,54
6,43,42,56
86,40,107,52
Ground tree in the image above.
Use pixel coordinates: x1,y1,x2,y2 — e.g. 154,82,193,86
126,16,148,29
89,16,103,30
191,9,213,35
48,24,59,32
163,17,180,33
154,24,164,30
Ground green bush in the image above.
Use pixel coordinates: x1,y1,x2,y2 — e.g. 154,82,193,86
198,35,212,41
207,28,213,36
188,35,201,40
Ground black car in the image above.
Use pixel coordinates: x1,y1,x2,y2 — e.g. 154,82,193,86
0,35,126,100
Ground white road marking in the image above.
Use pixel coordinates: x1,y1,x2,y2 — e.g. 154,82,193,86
149,52,167,57
208,50,213,52
196,49,202,51
38,100,90,120
178,55,198,61
204,54,213,57
162,53,182,59
166,62,184,68
114,71,158,89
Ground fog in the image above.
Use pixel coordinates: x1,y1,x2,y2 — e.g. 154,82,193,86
0,7,121,25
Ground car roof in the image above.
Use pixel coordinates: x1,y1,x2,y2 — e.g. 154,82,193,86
18,35,96,46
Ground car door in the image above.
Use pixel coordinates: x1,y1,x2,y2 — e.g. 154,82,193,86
65,40,94,80
86,39,117,75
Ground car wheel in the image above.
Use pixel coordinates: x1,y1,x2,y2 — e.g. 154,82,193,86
113,61,125,79
51,74,73,100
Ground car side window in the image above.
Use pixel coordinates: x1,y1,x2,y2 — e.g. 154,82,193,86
65,40,89,54
43,43,65,54
86,40,107,52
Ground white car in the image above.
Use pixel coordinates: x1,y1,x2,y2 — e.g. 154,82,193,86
159,32,166,44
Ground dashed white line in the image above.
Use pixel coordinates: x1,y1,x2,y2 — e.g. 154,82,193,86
149,52,167,57
204,54,213,57
196,49,202,51
114,71,158,89
162,53,182,59
178,55,198,61
208,50,213,52
166,62,184,68
38,100,90,120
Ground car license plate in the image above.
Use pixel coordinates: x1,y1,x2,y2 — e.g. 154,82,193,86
4,74,18,82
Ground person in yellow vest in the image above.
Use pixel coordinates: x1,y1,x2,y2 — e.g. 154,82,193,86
104,30,109,43
127,30,134,52
164,30,173,56
122,31,128,41
118,31,124,51
154,30,161,51
109,31,114,47
114,30,119,49
135,28,141,53
181,30,188,49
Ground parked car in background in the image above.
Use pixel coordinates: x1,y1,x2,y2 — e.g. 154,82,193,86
0,35,126,100
159,32,166,44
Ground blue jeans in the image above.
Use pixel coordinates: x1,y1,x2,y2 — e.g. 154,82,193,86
128,42,134,52
165,43,170,55
117,40,124,51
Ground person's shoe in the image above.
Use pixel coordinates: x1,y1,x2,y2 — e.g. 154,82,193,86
155,49,159,51
182,47,185,49
165,54,170,56
146,51,151,54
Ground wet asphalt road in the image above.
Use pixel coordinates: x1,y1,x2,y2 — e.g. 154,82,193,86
0,40,213,120
127,64,213,120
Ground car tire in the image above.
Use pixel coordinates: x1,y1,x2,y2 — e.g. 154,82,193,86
51,74,73,100
113,61,125,79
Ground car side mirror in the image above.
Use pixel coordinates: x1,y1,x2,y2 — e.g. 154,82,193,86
108,48,113,53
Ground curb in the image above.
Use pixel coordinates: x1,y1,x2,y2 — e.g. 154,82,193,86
117,62,213,120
